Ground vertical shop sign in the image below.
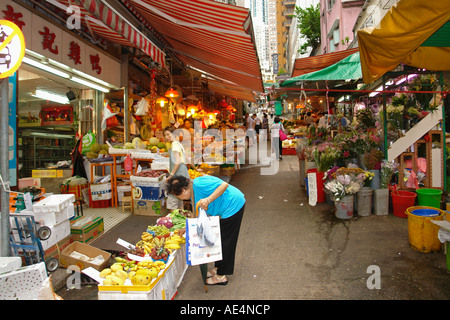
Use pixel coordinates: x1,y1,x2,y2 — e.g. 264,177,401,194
8,72,17,187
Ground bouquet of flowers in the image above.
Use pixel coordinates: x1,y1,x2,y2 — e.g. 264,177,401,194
363,149,384,170
324,167,373,202
313,143,341,172
380,160,398,189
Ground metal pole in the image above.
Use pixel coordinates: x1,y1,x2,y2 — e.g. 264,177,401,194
0,78,11,256
382,75,388,160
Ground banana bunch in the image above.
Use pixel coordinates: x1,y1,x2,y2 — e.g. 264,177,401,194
152,237,166,248
136,260,166,272
164,234,185,250
114,257,137,271
136,232,154,254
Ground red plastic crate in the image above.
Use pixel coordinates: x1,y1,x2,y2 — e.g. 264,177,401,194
282,148,296,155
88,192,111,208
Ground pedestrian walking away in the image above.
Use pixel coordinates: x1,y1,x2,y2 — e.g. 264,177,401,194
271,116,286,160
165,175,246,286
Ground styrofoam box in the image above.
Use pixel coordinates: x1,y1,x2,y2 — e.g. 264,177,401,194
131,150,157,159
32,194,75,213
130,174,164,184
10,218,71,251
27,203,74,227
40,219,71,251
151,162,169,171
98,290,155,300
0,257,22,273
0,262,48,300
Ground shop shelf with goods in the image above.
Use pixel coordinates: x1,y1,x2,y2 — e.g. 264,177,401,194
105,89,142,144
18,129,75,178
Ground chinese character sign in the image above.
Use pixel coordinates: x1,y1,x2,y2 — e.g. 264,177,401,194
39,26,59,55
68,41,82,65
90,53,101,75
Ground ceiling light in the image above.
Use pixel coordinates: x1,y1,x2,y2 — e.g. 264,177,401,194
22,57,70,79
32,89,70,104
70,76,110,93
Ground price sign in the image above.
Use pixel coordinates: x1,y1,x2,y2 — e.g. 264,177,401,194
308,172,317,206
0,20,25,79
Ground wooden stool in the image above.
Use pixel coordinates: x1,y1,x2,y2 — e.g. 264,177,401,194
122,192,133,213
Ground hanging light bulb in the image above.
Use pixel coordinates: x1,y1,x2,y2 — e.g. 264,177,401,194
165,87,179,98
156,96,168,107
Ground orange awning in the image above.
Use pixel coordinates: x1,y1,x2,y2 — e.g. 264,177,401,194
123,0,263,94
291,48,359,78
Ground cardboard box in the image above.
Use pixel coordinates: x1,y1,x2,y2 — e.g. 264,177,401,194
70,216,104,244
60,241,111,271
44,235,72,264
133,198,167,216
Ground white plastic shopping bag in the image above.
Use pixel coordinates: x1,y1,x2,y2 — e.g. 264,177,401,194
185,212,222,266
197,208,217,247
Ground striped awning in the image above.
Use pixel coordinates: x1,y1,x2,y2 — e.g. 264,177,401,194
122,0,263,94
48,0,165,67
207,79,256,102
291,48,359,78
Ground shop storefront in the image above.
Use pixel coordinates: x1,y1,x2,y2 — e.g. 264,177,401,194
1,1,122,191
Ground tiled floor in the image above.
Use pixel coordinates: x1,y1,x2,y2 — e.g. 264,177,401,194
77,204,132,233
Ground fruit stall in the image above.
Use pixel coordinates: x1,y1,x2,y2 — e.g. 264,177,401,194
77,209,191,300
77,126,243,211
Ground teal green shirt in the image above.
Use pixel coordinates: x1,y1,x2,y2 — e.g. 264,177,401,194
193,175,245,218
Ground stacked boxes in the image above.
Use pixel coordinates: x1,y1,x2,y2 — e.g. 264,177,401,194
31,194,75,251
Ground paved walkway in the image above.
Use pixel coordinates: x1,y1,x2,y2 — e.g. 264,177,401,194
174,154,450,300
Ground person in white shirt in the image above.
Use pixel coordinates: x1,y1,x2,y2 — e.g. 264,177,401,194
271,116,286,160
246,114,256,146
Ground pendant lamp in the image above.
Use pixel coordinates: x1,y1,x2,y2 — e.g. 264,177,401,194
156,96,168,107
165,87,179,98
165,59,179,98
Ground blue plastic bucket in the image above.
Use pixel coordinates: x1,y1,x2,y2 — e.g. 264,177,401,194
410,208,440,217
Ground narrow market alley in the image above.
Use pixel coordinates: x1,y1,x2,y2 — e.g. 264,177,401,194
173,155,450,300
56,152,450,300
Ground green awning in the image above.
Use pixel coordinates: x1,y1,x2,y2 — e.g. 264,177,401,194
281,52,362,87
